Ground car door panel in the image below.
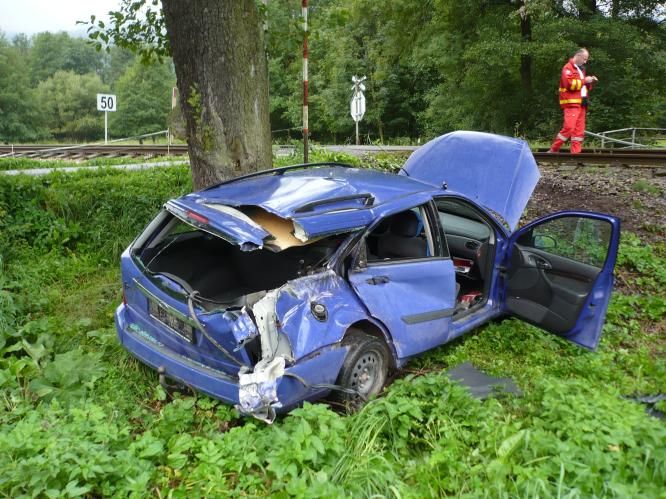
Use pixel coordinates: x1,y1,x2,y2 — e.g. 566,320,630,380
507,248,596,334
504,212,620,350
349,258,457,359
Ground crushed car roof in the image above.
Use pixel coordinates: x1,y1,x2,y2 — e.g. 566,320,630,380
170,132,541,243
170,166,437,246
191,166,434,217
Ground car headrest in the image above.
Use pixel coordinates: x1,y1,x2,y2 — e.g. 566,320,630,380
390,210,421,237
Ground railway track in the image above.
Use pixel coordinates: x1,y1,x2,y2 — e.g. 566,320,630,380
0,144,188,159
1,144,665,166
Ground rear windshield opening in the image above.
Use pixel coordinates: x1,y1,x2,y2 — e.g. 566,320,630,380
134,213,349,309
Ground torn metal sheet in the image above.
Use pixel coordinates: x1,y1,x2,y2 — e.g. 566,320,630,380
446,362,521,399
276,270,370,360
165,199,268,250
252,290,280,360
223,308,259,348
237,356,286,423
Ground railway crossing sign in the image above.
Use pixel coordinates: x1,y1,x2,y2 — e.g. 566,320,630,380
350,76,366,122
351,76,366,145
97,94,117,145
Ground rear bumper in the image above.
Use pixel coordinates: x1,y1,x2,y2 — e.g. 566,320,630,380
115,304,347,414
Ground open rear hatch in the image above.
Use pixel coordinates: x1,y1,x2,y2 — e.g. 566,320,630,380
123,203,349,374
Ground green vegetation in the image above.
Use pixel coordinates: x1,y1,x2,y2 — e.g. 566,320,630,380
264,0,666,142
0,155,189,172
0,31,174,143
632,179,662,196
110,60,175,138
3,2,666,144
36,71,110,141
0,155,664,496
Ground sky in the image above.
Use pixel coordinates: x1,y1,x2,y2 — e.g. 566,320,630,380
0,0,118,37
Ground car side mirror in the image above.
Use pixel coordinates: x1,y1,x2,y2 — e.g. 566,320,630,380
533,234,557,250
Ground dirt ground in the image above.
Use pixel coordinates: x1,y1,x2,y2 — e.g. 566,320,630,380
527,164,666,245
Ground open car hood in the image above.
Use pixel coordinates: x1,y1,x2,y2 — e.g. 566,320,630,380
400,131,540,231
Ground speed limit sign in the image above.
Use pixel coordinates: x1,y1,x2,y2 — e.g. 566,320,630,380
97,94,117,112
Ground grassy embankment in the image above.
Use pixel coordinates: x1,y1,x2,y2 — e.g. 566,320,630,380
0,153,664,497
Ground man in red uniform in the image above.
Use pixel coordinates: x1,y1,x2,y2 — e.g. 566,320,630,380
549,48,598,154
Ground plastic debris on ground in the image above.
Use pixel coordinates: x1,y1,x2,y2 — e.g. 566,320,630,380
446,362,522,399
625,394,665,419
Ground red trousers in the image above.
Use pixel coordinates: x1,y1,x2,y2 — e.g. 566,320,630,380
550,106,586,154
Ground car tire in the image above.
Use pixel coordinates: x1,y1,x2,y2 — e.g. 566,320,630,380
332,330,391,411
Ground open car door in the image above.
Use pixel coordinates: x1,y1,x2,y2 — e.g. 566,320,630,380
503,211,620,350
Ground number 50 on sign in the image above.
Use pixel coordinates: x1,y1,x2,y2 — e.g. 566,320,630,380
97,94,117,112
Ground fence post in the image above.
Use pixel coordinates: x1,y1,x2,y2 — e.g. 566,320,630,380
631,128,636,149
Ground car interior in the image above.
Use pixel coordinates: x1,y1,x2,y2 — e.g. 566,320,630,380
361,200,495,317
136,214,347,310
435,199,495,315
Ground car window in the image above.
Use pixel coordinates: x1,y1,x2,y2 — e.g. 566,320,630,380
521,216,611,268
365,205,435,263
438,212,491,240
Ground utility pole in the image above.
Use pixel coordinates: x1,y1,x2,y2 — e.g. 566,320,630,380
302,0,309,163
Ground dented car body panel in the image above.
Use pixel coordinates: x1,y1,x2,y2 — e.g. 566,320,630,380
115,131,621,422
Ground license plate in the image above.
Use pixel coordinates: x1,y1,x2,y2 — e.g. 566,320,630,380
148,299,194,342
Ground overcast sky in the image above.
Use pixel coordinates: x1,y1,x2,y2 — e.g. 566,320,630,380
0,0,118,37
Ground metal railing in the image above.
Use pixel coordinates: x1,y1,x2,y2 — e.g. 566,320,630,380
592,127,666,149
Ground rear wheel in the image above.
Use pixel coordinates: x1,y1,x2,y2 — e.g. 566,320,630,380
333,330,391,410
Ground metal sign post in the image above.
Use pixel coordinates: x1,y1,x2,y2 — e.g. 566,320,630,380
96,93,117,144
350,76,366,145
302,0,309,163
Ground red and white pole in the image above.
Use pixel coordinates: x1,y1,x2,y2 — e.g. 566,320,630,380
302,0,309,163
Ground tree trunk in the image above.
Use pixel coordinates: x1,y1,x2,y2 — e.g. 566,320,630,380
162,0,272,189
519,2,533,132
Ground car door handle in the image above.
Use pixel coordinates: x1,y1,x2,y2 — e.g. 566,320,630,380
534,257,552,270
366,276,390,285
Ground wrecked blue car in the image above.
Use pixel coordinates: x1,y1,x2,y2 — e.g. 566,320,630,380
115,131,620,422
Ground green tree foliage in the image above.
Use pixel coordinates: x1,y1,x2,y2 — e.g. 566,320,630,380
110,60,175,137
2,2,665,144
100,46,137,86
36,71,109,141
265,0,665,141
28,32,102,85
0,33,45,142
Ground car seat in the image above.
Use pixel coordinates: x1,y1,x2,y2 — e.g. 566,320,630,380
376,210,427,259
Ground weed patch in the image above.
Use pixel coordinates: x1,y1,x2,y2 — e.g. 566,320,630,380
0,158,664,496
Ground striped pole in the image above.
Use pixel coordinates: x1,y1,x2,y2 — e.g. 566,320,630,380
302,0,309,163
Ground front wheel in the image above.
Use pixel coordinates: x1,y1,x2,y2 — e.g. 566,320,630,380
333,330,391,410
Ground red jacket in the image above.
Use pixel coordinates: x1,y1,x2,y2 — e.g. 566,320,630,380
558,58,592,109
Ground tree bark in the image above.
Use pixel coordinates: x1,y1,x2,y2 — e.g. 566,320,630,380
519,2,533,132
161,0,272,189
